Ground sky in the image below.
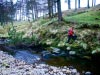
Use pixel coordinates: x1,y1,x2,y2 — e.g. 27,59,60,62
61,0,100,11
12,0,100,11
12,0,100,20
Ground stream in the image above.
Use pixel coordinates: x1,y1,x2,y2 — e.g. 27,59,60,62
14,50,41,64
0,39,100,75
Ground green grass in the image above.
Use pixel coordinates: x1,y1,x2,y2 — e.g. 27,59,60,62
0,10,100,54
64,11,100,25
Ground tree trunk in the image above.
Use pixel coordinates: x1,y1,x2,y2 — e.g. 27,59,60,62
21,0,24,21
20,0,22,20
54,1,57,13
57,0,62,22
34,3,38,20
10,0,13,26
68,0,71,9
87,0,90,8
48,0,53,18
78,0,80,8
32,8,34,21
0,3,3,25
75,0,77,10
92,0,94,7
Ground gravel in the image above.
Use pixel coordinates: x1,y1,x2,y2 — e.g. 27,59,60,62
0,51,80,75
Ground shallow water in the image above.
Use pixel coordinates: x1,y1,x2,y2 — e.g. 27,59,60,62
45,56,100,75
2,45,100,75
13,50,41,64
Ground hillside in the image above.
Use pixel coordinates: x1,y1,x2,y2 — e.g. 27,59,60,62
0,5,100,56
64,10,100,26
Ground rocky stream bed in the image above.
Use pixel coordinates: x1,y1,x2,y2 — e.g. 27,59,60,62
0,50,81,75
0,38,98,75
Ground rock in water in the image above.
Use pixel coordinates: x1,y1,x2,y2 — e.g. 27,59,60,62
51,47,60,53
85,71,92,75
69,51,76,55
66,47,71,50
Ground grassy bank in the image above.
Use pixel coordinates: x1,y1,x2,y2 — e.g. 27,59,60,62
0,5,100,56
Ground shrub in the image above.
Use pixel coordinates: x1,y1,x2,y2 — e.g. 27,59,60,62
8,27,25,45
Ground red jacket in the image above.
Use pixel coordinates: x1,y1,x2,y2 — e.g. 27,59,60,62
68,28,74,36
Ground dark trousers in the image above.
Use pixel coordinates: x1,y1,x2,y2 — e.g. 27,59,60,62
67,35,77,43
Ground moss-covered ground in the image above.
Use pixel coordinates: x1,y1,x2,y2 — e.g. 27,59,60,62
0,5,100,55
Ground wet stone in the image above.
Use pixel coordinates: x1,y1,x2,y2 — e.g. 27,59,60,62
85,71,92,75
5,65,10,68
26,69,29,71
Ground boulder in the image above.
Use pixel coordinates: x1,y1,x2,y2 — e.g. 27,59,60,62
51,47,60,54
85,71,92,75
66,47,71,50
41,51,52,59
69,51,76,55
